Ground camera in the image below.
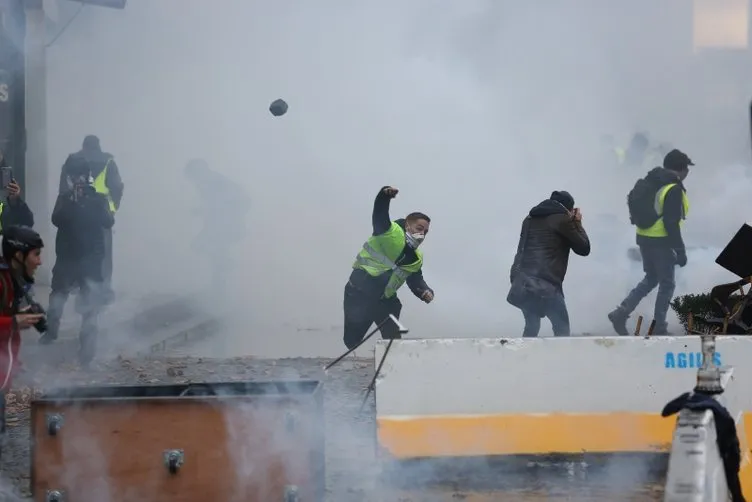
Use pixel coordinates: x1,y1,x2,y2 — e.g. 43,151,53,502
26,301,47,333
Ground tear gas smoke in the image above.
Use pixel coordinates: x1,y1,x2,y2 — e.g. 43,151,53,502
43,1,751,356
34,3,752,497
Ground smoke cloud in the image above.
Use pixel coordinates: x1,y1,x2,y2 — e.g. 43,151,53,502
43,0,751,356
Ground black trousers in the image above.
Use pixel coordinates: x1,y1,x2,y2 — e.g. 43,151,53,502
342,282,403,350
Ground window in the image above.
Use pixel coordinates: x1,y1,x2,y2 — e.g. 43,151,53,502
693,0,749,50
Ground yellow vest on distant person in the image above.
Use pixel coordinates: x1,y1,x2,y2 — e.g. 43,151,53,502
635,183,690,238
614,147,660,169
92,159,117,213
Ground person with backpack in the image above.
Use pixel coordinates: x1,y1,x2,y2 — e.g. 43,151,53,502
608,149,693,336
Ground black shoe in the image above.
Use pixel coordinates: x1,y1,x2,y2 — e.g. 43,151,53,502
608,309,630,336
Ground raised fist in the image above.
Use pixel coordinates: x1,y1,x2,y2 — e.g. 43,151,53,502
382,186,399,198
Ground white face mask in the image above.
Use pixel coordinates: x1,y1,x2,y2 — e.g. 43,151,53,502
405,229,426,249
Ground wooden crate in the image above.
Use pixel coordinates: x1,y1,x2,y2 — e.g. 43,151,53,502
30,380,324,502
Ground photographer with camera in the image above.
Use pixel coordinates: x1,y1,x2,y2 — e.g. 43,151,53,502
0,225,45,439
0,149,35,233
41,159,114,365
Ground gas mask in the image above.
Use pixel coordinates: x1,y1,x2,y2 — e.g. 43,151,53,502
405,228,426,249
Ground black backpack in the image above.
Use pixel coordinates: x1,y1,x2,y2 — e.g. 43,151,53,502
627,177,661,228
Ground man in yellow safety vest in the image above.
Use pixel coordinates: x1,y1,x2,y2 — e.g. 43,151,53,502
343,186,434,349
59,136,123,304
608,149,693,336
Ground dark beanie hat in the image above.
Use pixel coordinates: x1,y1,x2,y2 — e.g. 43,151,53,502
550,190,574,211
663,149,694,171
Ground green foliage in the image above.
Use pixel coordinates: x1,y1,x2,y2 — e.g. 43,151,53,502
670,293,718,332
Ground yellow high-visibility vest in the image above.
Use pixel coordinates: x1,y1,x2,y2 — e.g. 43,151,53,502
352,222,423,298
92,159,116,213
636,183,690,238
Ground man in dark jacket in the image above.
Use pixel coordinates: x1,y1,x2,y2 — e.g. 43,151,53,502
343,186,434,350
0,148,34,232
59,136,123,303
43,158,114,365
608,149,692,336
508,191,591,337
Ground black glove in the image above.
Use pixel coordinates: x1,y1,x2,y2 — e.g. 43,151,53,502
674,248,687,267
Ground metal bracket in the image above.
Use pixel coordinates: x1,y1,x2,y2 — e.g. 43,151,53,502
163,449,184,474
46,413,64,436
284,485,299,502
45,489,65,502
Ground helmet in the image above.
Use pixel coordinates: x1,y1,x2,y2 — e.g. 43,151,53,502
2,226,44,261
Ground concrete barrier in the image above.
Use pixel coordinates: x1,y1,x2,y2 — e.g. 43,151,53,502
664,409,729,501
373,336,752,495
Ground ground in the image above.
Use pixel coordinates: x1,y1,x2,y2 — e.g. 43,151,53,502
0,355,665,501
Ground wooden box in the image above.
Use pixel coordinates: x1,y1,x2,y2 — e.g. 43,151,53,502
30,380,325,502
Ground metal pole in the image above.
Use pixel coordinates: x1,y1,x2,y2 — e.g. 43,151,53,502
358,337,394,414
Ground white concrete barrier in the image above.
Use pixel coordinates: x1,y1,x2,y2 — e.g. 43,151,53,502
373,336,752,494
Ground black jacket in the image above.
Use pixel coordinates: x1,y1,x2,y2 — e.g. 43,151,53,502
347,187,432,301
0,198,34,232
636,167,686,250
51,189,114,278
59,150,124,210
510,199,590,290
0,155,34,232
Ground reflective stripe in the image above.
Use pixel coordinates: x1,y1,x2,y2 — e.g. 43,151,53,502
0,202,5,233
354,238,414,298
354,242,410,283
360,242,398,270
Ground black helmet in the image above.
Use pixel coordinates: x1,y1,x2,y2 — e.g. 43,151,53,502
2,226,43,261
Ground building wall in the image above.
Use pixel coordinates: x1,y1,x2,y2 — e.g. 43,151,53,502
0,0,26,188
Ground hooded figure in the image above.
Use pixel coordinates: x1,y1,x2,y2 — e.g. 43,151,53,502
508,190,591,337
59,135,124,303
